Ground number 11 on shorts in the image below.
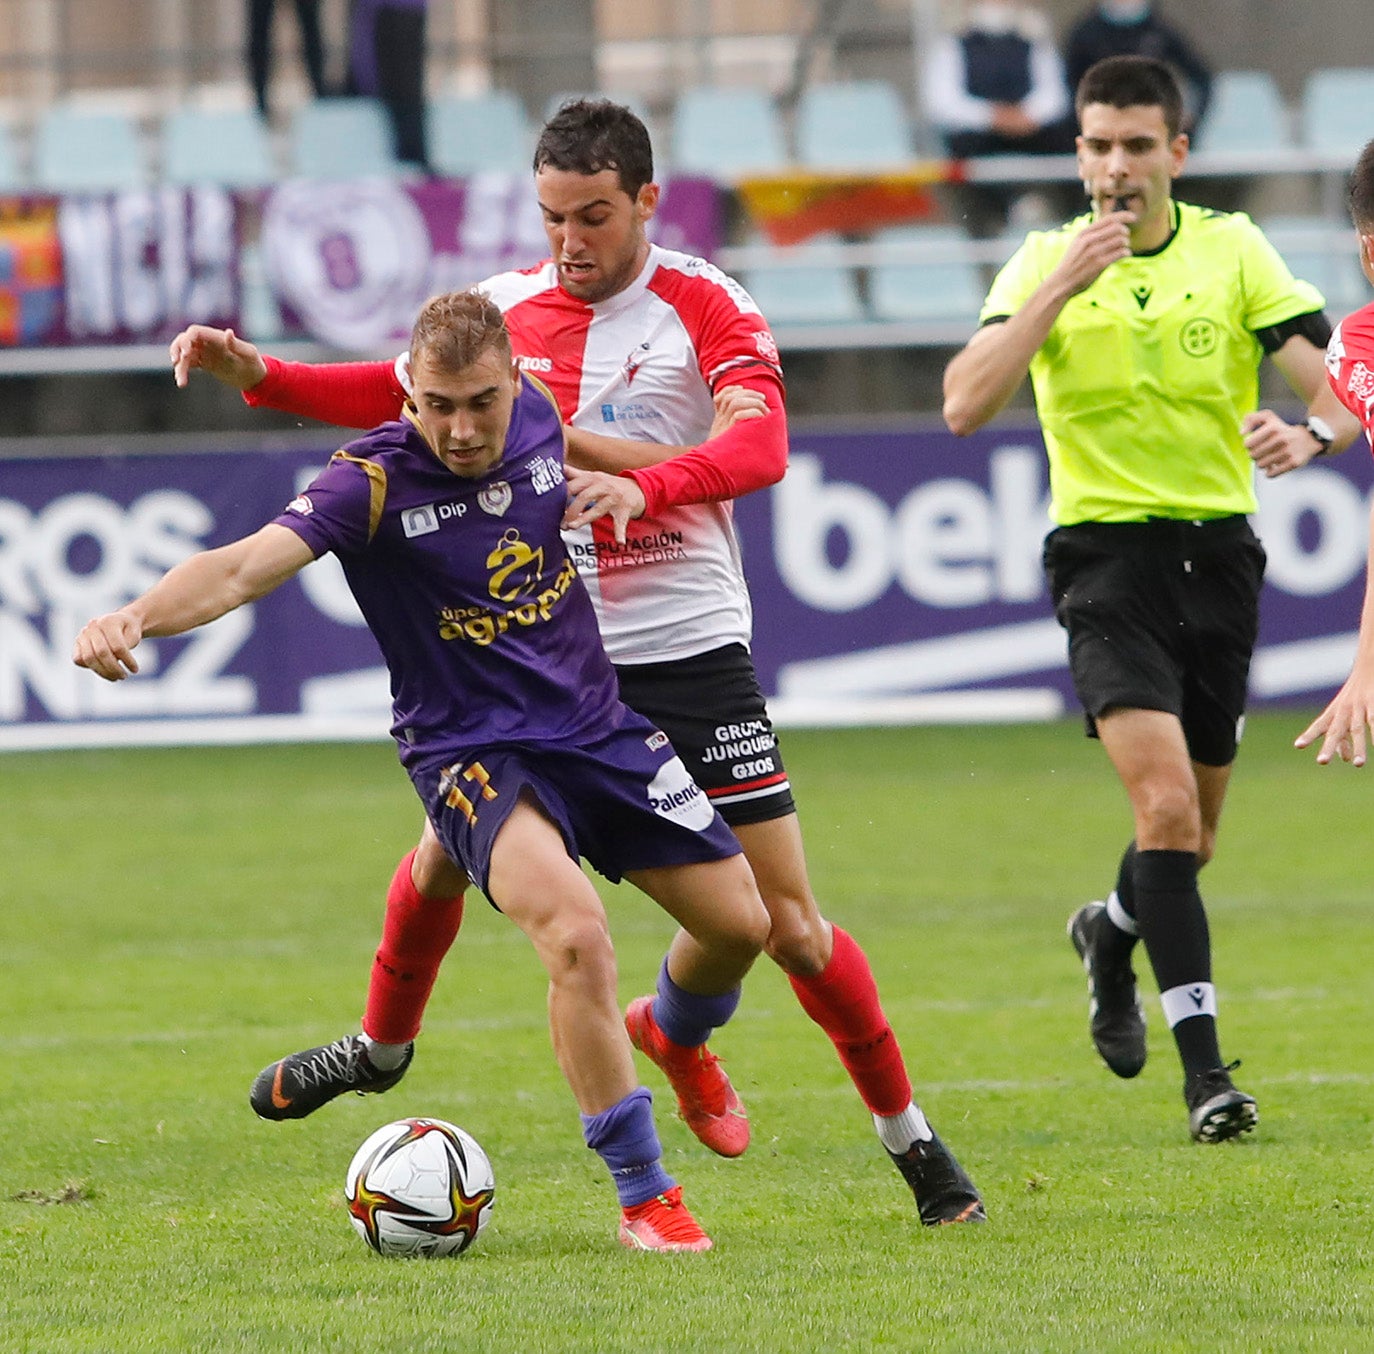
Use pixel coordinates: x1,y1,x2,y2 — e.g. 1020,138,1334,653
440,760,498,825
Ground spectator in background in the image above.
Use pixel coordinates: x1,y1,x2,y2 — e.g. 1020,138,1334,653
248,0,328,121
1064,2,1213,135
348,0,430,170
921,1,1075,234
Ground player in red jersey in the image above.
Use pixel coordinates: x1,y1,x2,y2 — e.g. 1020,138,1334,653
170,100,984,1225
1298,135,1374,766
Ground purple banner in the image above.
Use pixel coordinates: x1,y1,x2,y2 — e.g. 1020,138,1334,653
261,174,722,351
0,448,384,744
1,425,1370,749
736,425,1374,720
0,188,241,348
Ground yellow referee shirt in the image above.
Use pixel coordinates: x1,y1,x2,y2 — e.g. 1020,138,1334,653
981,202,1324,524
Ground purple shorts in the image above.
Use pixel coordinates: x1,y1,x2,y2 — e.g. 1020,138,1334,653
409,711,743,902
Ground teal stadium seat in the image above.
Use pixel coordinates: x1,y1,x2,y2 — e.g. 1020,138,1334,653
1301,68,1374,159
740,233,863,325
1263,215,1367,317
430,90,531,175
795,80,913,170
162,107,277,189
1192,71,1291,154
33,106,146,192
289,98,400,179
670,87,786,179
867,225,983,326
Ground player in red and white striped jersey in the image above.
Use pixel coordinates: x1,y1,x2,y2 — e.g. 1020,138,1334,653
170,100,983,1225
1299,136,1374,766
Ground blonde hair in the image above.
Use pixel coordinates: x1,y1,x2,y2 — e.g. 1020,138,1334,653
409,290,512,374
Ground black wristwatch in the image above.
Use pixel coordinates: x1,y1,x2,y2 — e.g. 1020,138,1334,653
1303,415,1336,456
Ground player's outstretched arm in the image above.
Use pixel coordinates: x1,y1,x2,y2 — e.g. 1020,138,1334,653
561,386,771,540
169,325,269,391
73,525,315,681
564,378,785,521
1296,500,1374,765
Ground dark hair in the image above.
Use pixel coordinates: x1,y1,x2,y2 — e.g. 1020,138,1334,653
533,99,654,198
410,289,511,374
1076,56,1184,140
1350,139,1374,232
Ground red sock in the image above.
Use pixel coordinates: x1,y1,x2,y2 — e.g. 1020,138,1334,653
788,925,913,1115
362,850,464,1045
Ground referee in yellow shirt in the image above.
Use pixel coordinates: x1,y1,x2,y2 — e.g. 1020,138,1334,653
943,55,1361,1143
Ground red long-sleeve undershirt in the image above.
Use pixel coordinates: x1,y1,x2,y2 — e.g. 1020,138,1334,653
244,356,789,515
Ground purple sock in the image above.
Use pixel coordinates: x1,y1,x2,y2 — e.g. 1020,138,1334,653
581,1086,674,1208
652,957,741,1048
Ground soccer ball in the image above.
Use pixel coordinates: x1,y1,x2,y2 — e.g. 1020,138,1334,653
345,1117,495,1257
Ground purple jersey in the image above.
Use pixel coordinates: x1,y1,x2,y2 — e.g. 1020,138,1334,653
274,376,621,766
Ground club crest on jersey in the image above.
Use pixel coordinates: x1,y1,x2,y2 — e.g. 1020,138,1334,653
753,330,779,363
621,342,651,385
1350,360,1374,404
478,481,513,517
402,504,440,537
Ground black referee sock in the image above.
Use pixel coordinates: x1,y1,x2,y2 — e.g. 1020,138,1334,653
1133,848,1223,1076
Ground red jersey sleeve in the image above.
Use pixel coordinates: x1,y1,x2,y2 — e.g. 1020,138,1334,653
626,262,788,515
623,371,788,516
244,354,406,429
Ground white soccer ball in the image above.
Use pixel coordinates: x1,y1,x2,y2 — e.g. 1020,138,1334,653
345,1117,495,1257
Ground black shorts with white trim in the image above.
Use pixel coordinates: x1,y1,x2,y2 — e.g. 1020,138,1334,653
615,642,796,827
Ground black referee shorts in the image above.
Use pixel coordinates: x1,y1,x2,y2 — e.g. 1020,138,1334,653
1042,516,1266,767
614,642,796,827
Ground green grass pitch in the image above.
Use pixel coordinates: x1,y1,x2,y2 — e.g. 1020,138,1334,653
4,714,1374,1352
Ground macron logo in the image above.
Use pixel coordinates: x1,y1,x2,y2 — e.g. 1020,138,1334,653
402,504,440,538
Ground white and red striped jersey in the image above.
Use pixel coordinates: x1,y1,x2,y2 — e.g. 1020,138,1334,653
1326,301,1374,447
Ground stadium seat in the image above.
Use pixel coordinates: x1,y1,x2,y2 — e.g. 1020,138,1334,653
1192,71,1291,154
739,234,863,325
0,121,24,191
429,90,531,175
162,107,277,189
1263,215,1368,316
1300,68,1374,158
33,105,146,192
794,80,913,170
670,87,786,179
867,225,983,325
289,98,400,179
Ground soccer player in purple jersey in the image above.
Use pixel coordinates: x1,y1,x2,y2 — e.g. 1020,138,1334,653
73,290,770,1254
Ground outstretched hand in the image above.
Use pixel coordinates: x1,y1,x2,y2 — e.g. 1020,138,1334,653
169,325,268,391
72,611,144,682
1294,679,1374,765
